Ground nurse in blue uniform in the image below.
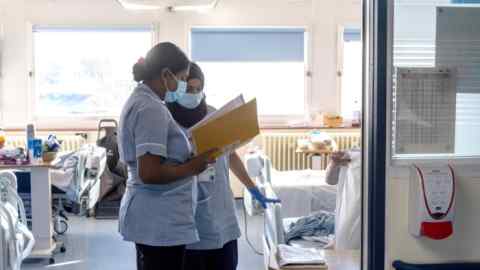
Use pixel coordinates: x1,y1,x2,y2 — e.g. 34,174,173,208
118,43,216,270
166,62,280,270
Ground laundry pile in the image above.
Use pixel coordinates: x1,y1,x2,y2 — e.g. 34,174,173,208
285,210,335,246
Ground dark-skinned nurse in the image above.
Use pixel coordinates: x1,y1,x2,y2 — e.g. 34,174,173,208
118,43,215,270
166,62,280,270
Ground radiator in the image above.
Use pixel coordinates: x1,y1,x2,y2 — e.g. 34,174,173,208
5,135,87,152
261,132,361,171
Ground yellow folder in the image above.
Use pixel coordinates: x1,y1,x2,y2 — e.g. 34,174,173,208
191,99,260,157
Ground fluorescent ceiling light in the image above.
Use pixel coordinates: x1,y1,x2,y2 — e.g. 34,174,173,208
167,0,219,12
116,0,219,11
116,0,165,10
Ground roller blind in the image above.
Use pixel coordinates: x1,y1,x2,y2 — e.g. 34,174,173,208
343,28,361,42
190,28,305,62
451,0,480,3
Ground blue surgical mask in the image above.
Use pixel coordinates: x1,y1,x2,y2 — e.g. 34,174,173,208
164,79,187,103
177,92,205,109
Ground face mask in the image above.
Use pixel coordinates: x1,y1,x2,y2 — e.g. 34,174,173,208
163,72,188,103
177,92,205,109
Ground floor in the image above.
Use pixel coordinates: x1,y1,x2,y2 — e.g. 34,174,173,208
22,200,265,270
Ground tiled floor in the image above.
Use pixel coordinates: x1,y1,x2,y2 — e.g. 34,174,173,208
22,201,264,270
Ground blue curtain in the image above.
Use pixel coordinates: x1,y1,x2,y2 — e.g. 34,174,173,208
190,28,305,62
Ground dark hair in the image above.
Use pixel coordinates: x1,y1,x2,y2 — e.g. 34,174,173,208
133,42,190,82
188,62,205,90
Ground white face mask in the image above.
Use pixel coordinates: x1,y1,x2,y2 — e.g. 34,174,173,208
163,70,188,102
177,92,205,109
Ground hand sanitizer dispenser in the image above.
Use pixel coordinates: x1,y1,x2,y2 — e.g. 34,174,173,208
409,164,455,240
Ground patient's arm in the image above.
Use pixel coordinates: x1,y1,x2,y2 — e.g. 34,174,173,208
326,163,342,185
326,152,351,185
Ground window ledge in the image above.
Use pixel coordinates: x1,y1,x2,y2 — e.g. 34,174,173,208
390,154,480,168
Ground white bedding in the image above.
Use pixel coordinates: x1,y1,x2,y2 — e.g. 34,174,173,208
270,170,336,218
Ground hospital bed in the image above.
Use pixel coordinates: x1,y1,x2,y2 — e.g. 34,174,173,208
0,171,35,270
50,144,106,216
263,184,360,270
245,152,337,218
15,144,106,235
252,151,361,269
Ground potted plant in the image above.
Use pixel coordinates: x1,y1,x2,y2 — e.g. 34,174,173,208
42,135,61,163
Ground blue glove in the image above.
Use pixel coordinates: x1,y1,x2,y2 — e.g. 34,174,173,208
248,187,281,209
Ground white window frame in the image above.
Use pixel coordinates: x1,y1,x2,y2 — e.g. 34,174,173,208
186,25,313,128
336,24,362,119
28,24,155,130
386,1,480,166
0,23,4,126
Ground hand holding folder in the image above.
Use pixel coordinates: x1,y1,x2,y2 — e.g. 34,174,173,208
189,95,260,158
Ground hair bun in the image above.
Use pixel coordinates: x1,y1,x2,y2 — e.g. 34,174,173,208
133,58,148,82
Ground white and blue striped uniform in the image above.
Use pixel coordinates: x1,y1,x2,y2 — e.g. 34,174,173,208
184,107,241,250
118,83,199,247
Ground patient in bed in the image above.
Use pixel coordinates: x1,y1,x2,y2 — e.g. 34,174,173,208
326,150,361,250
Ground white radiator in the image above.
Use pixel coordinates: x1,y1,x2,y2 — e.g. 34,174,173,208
5,134,87,152
260,132,361,171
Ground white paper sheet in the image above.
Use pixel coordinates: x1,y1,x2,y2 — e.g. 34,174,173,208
277,244,326,267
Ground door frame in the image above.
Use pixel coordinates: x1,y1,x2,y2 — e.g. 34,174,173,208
363,0,388,269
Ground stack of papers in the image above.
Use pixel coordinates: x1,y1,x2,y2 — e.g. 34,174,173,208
276,244,327,269
189,95,260,157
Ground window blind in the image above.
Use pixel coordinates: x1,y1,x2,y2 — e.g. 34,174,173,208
343,28,361,42
190,28,305,62
451,0,480,3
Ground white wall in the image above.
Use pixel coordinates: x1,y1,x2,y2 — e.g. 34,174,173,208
386,167,480,270
386,1,480,268
0,0,361,128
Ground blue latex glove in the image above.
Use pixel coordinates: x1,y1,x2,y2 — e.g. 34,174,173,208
248,187,281,209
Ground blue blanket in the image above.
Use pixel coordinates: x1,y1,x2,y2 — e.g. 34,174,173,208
285,211,335,244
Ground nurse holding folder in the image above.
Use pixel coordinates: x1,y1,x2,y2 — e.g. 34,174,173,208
118,43,216,270
166,62,280,270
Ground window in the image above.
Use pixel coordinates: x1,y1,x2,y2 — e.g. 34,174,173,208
338,28,362,120
392,0,480,158
190,28,306,118
33,26,152,118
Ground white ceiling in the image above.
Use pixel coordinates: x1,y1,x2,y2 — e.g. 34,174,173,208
117,0,215,8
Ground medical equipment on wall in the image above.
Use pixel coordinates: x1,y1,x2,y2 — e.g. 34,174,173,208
409,165,455,240
0,171,35,270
